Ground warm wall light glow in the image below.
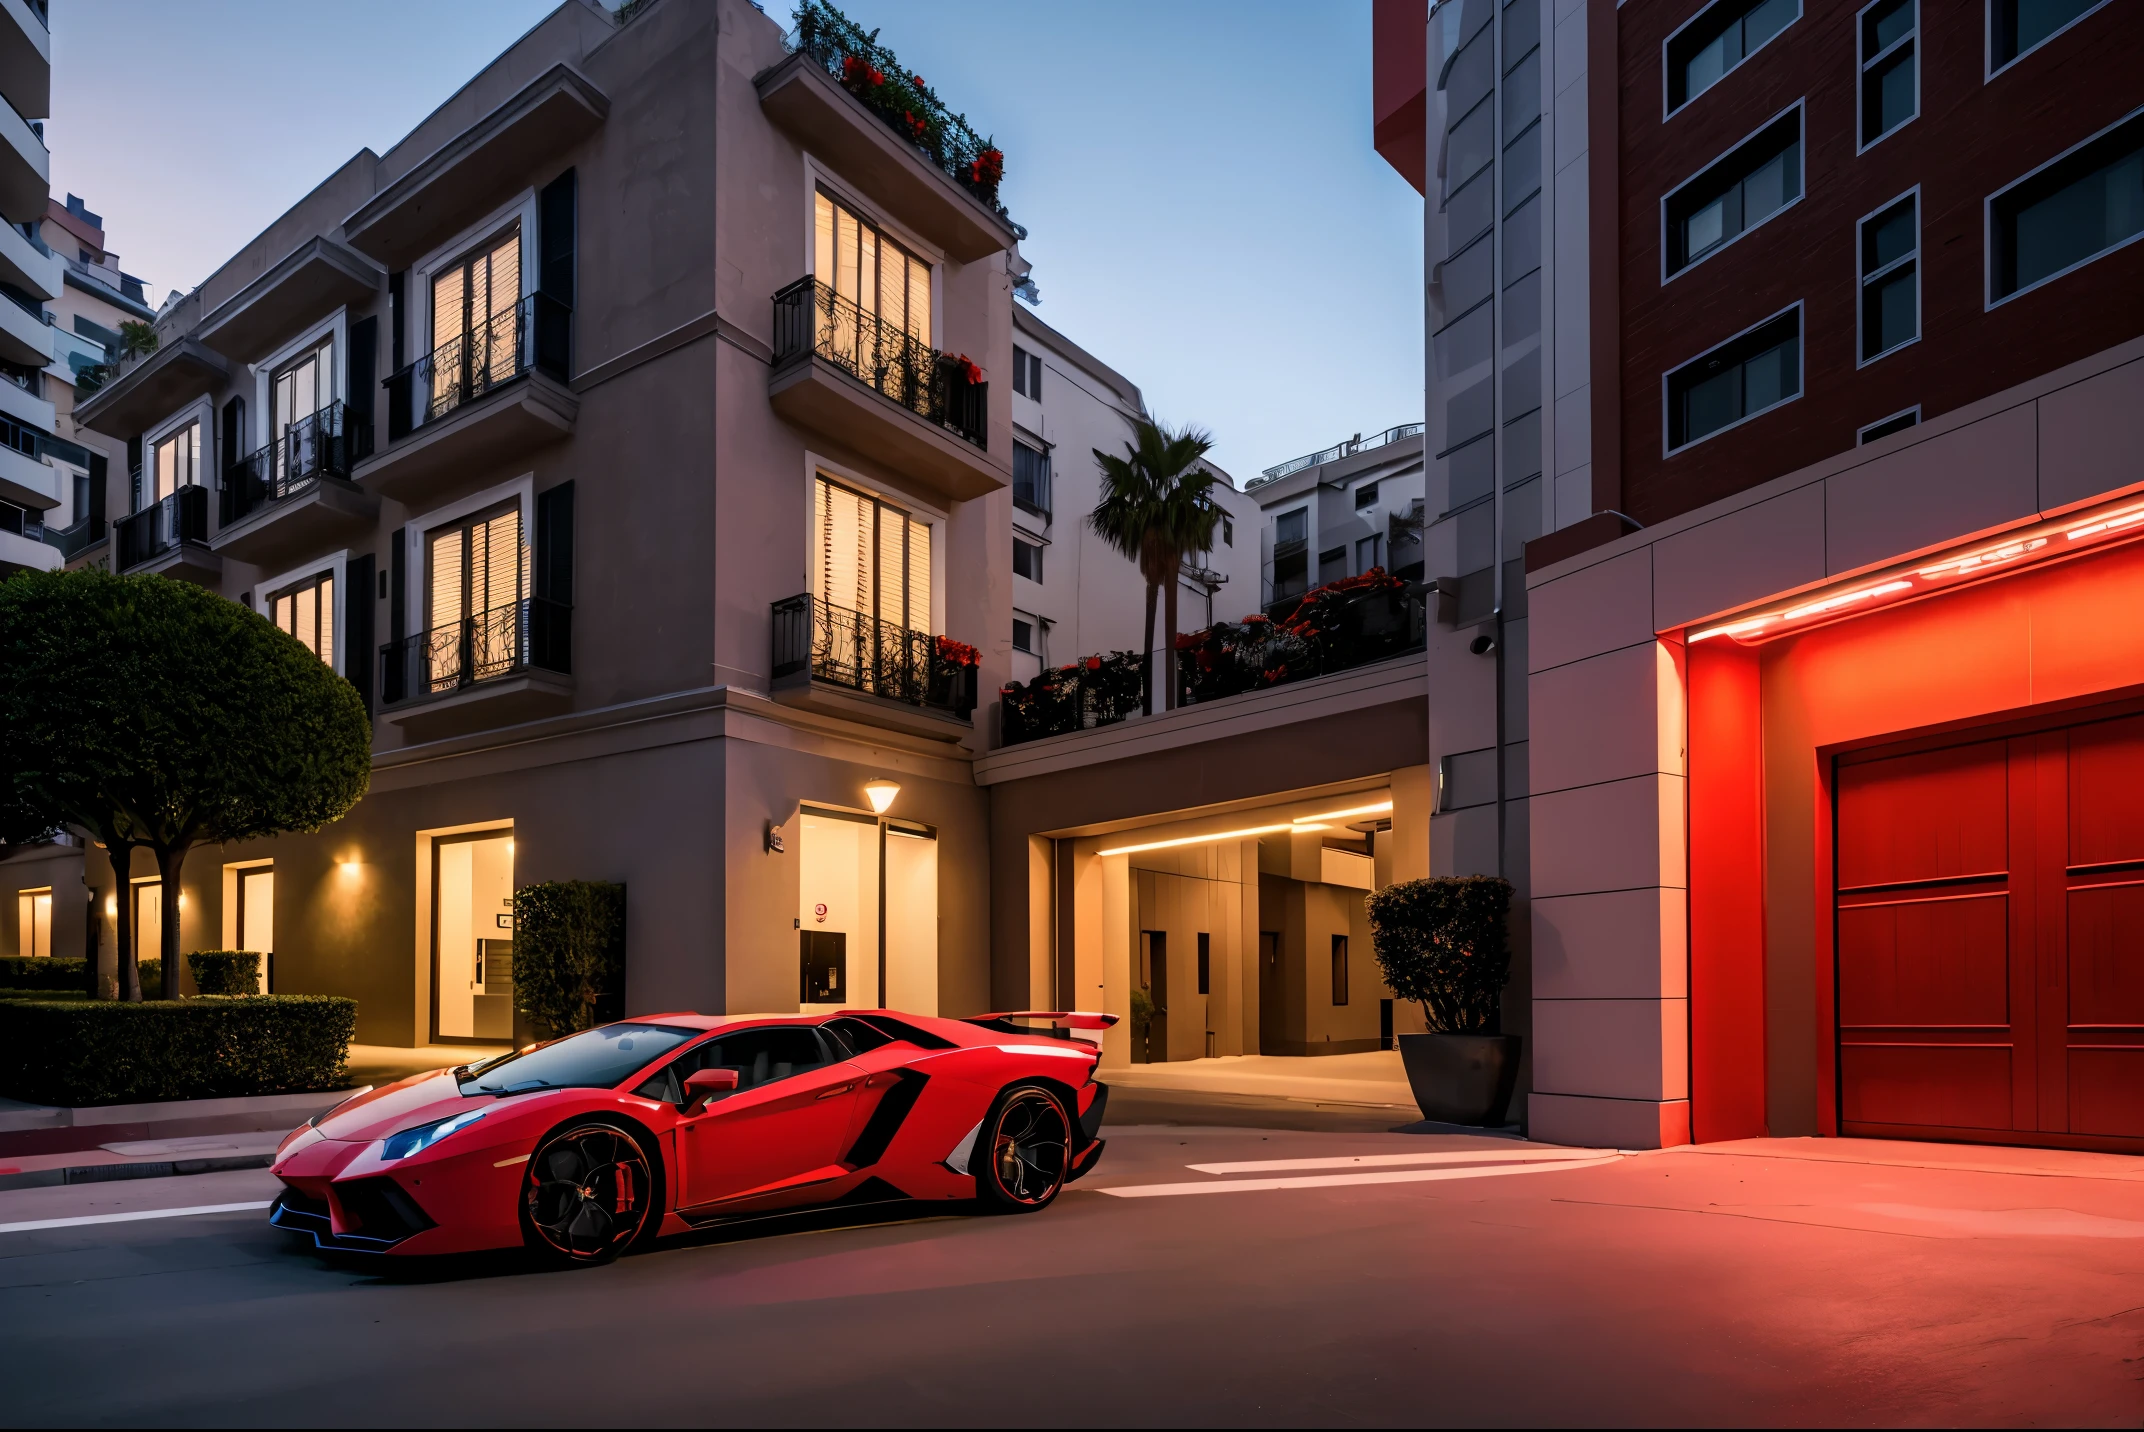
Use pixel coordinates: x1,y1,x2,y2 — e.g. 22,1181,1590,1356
1917,537,2047,579
863,779,900,815
1097,822,1310,858
2065,503,2144,541
104,897,115,916
1291,800,1393,825
1782,580,1912,622
338,856,362,878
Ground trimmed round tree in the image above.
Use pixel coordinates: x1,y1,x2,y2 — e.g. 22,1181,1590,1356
0,568,370,1000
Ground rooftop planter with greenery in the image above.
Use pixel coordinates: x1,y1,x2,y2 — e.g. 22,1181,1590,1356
791,0,1010,219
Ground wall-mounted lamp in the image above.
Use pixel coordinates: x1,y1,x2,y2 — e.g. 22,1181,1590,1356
1469,634,1497,656
765,822,786,853
863,779,900,815
337,855,362,879
104,897,115,916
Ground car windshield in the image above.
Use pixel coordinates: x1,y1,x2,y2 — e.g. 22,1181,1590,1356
458,1023,700,1096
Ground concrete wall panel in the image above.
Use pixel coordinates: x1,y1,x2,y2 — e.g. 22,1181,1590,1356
1652,484,1825,631
1529,1091,1690,1150
1531,641,1679,795
2040,356,2144,514
1824,405,2037,576
1530,773,1684,899
1533,996,1688,1100
1532,887,1686,1000
1529,547,1652,672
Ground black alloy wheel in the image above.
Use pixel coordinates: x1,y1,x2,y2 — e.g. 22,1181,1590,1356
521,1120,656,1265
974,1084,1072,1212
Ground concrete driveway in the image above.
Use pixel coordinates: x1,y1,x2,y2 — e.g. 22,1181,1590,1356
0,1105,2138,1427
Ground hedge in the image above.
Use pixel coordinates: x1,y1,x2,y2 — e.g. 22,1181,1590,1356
0,996,357,1106
511,881,626,1039
0,956,161,993
186,951,261,996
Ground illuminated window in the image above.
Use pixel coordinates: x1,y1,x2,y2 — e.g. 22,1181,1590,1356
427,501,526,691
150,421,201,504
814,190,932,347
269,571,336,668
16,888,50,958
813,475,931,630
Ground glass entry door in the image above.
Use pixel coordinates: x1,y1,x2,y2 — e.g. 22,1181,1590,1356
270,339,332,482
433,830,514,1042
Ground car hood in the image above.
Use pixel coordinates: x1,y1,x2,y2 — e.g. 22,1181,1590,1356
313,1069,483,1143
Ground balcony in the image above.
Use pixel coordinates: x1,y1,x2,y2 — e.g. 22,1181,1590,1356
212,402,379,567
0,218,58,303
115,484,220,584
0,0,50,127
768,277,1003,502
40,508,102,562
0,281,48,367
72,338,231,439
999,576,1428,746
0,424,52,510
359,292,574,505
0,506,54,575
771,593,979,736
379,596,572,740
0,87,44,223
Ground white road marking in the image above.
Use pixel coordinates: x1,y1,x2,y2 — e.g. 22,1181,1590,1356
0,1201,273,1235
1187,1147,1608,1175
1099,1156,1622,1198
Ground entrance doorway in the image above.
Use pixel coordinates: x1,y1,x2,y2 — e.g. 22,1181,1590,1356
1835,711,2144,1150
433,830,514,1042
233,864,273,993
797,809,938,1014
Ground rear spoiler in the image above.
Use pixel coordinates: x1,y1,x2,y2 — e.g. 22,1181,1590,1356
962,1011,1119,1039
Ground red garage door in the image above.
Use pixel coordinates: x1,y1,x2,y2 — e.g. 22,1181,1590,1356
1835,713,2144,1151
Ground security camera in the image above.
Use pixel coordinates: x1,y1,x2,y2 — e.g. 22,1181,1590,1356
1469,634,1497,656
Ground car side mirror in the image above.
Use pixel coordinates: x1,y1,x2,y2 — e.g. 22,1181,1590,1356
682,1067,739,1112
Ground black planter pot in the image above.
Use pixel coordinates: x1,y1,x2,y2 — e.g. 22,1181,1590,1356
1398,1032,1523,1126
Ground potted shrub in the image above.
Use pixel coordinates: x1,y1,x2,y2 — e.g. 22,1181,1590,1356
1366,875,1520,1126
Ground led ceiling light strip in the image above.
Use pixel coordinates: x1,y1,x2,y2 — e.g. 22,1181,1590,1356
1291,801,1394,825
1096,822,1323,858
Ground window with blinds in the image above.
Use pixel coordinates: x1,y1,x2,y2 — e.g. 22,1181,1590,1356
813,190,931,347
430,227,522,411
269,572,335,669
151,422,200,504
813,475,932,633
271,339,333,481
426,501,526,690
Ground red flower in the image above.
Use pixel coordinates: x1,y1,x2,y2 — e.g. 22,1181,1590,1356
965,148,1004,189
935,634,980,668
954,353,984,386
1085,655,1102,672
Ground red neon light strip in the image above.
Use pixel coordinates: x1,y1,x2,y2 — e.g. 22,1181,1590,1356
1690,493,2144,645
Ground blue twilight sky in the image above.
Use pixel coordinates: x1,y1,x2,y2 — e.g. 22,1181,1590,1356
50,1,1424,485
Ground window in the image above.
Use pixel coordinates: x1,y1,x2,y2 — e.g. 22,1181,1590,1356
1665,0,1798,113
1990,0,2110,71
1275,508,1308,547
1013,440,1051,518
1272,547,1308,602
1330,934,1349,1006
1859,192,1919,361
1012,616,1035,653
150,421,201,504
464,1022,701,1097
1011,344,1042,399
1859,0,1917,147
1664,109,1802,275
1353,480,1380,511
1196,932,1210,995
1012,536,1043,582
1665,306,1802,452
814,190,931,346
1990,111,2144,302
429,226,520,411
1222,516,1234,547
1859,408,1920,443
426,500,525,690
812,475,932,630
270,337,334,475
1318,546,1348,584
269,572,336,668
16,888,50,959
1356,535,1383,573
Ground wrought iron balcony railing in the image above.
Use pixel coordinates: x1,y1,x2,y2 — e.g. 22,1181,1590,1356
384,292,571,442
771,593,979,718
770,277,987,451
380,596,572,708
220,401,373,528
115,484,207,571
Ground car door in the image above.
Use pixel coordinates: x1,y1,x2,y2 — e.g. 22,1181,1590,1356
673,1026,863,1209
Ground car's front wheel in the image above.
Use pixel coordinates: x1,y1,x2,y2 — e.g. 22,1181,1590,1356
520,1119,657,1266
972,1083,1072,1213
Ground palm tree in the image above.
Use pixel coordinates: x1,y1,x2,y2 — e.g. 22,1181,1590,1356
1088,418,1224,713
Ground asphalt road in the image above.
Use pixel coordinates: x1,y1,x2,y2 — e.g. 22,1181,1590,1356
2,1090,2140,1427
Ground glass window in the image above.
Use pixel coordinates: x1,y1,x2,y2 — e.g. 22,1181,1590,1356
462,1022,700,1096
1859,194,1919,361
269,571,336,668
1275,508,1308,547
1318,546,1348,584
150,421,201,504
813,475,932,631
1990,0,2108,69
1331,934,1350,1006
1272,547,1308,602
814,190,932,347
1221,516,1234,547
429,226,520,415
1860,0,1917,147
1667,0,1798,112
16,888,50,959
426,500,526,691
1354,481,1380,511
1013,441,1051,517
1667,309,1802,452
1356,534,1383,573
1991,113,2144,301
1012,536,1043,582
1196,932,1210,996
1012,617,1034,653
1665,111,1802,274
1859,409,1920,444
637,1026,832,1105
1012,344,1032,397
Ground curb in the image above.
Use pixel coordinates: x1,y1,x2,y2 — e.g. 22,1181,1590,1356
0,1154,274,1192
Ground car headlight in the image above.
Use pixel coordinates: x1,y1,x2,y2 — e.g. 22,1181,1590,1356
380,1107,489,1161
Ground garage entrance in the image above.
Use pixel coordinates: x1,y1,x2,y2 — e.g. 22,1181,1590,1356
1835,711,2144,1151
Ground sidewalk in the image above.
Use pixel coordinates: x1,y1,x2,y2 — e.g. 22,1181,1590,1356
1105,1051,1420,1110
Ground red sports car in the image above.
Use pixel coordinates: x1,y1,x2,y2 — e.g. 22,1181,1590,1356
269,1009,1113,1264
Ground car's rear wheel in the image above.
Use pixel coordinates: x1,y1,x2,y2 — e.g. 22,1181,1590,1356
972,1083,1071,1213
520,1119,657,1266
